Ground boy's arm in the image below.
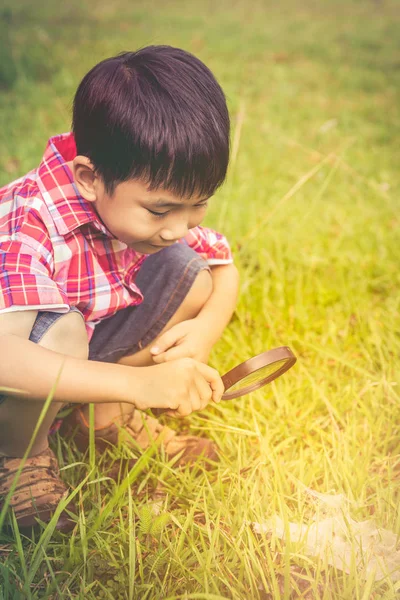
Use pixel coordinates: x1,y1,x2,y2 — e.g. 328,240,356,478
178,225,239,343
151,263,240,363
0,309,224,413
196,263,240,344
0,332,138,405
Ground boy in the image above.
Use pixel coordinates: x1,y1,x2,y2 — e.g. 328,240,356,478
0,46,239,533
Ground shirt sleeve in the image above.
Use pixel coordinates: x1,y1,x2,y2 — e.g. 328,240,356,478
179,226,234,266
0,236,69,313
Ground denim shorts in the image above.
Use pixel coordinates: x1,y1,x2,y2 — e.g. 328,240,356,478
0,244,209,405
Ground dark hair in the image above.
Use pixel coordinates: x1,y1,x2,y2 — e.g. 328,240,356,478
72,46,230,198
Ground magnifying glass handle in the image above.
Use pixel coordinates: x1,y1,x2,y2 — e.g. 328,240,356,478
151,408,196,419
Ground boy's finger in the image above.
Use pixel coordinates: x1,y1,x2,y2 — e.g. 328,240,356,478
156,345,187,362
194,362,224,402
151,352,167,363
150,327,180,355
163,409,185,419
194,372,213,408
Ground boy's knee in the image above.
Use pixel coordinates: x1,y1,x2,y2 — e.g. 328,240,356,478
38,311,89,360
186,268,213,311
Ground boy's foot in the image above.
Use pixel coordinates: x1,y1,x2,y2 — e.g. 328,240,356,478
61,408,219,467
0,448,76,533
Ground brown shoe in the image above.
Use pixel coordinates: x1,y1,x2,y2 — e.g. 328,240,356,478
61,408,219,467
0,448,76,533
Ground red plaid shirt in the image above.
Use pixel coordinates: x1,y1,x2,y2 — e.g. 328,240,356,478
0,133,233,340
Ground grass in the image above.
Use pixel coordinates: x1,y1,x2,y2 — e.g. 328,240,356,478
1,0,400,597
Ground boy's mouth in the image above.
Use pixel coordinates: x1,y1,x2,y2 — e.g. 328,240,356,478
127,240,176,253
128,241,172,252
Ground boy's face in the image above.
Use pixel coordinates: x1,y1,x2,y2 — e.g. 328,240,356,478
72,159,210,253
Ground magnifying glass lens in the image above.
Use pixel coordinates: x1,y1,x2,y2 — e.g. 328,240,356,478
226,358,289,393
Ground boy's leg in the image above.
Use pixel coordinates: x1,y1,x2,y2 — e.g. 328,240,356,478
0,310,88,458
119,267,212,366
0,310,88,531
66,244,219,465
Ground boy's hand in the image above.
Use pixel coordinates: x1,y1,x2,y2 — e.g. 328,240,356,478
150,319,214,364
132,358,224,417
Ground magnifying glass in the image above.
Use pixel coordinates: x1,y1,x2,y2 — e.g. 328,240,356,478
221,346,296,400
154,346,297,417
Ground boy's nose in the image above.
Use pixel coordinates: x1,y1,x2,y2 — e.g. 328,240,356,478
160,220,189,242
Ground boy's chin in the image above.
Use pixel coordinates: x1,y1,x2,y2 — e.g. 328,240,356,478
127,241,162,254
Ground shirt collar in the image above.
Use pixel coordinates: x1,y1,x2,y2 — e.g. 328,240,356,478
36,132,112,237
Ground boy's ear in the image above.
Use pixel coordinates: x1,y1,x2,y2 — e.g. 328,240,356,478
71,156,99,202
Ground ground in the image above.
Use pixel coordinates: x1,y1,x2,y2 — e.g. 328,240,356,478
0,0,399,598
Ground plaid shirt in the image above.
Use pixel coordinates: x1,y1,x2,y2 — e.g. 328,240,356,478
0,133,233,340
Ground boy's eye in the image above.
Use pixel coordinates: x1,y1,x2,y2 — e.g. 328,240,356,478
147,209,170,218
147,203,208,217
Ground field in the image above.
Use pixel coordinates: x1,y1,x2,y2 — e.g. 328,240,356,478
1,0,400,598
